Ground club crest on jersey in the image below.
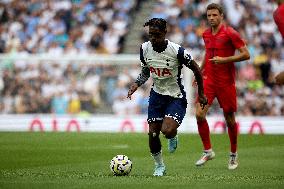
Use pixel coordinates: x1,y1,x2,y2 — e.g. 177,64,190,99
184,53,191,61
149,66,172,77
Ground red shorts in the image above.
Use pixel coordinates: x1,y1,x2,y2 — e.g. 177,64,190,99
200,82,237,113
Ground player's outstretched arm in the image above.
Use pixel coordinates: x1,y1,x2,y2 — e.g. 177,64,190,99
127,67,150,100
189,60,208,109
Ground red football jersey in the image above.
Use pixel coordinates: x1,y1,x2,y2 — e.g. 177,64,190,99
202,24,245,87
273,4,284,38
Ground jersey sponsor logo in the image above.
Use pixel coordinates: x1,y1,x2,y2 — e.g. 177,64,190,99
149,66,172,77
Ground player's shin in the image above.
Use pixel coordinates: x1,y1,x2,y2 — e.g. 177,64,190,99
197,119,212,150
149,132,166,176
149,132,163,164
228,123,238,153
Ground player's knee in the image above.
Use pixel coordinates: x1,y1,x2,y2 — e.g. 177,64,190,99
148,123,162,137
161,126,176,139
148,126,160,138
195,104,207,121
226,120,236,128
224,112,235,127
148,131,161,154
195,112,206,122
161,118,178,138
148,131,160,138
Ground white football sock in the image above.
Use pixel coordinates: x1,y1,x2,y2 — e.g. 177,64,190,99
152,151,164,165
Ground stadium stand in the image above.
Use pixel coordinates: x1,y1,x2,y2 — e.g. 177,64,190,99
0,0,283,116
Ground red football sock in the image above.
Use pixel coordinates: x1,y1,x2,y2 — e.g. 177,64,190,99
197,119,211,150
228,123,238,153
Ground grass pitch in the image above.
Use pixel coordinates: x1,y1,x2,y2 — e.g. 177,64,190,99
0,132,283,189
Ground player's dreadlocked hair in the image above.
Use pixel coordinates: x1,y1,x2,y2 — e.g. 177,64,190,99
143,18,167,31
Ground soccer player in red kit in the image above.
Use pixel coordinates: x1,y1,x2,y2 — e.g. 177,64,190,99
273,0,284,85
195,3,250,170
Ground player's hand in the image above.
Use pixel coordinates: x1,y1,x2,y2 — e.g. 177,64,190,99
127,83,139,100
198,94,208,110
209,56,226,64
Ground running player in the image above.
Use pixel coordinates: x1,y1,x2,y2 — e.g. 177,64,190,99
127,18,207,176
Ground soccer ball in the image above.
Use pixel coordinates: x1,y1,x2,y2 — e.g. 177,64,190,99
110,155,132,176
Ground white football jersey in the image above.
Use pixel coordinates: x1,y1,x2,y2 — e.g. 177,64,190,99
140,40,193,98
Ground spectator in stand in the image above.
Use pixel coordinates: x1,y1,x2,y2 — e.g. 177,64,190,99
51,91,69,115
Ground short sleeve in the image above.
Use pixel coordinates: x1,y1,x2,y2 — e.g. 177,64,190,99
177,46,193,67
140,45,147,67
228,27,245,49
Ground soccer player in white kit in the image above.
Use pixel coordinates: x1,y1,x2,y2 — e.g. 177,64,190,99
127,18,207,176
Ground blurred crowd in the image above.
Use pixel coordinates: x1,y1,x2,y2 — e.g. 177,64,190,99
0,0,284,116
0,0,140,114
0,0,138,54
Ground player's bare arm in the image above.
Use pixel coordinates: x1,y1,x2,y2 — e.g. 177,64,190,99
127,66,150,100
192,57,205,87
200,57,206,71
189,60,208,109
209,46,250,64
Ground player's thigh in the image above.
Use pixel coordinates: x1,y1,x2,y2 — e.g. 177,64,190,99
147,90,165,124
163,98,187,127
216,85,237,113
196,82,216,107
161,117,179,134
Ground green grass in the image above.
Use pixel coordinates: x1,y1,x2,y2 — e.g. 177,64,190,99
0,132,283,189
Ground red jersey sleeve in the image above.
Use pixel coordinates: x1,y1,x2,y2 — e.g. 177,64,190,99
273,4,284,38
227,27,245,49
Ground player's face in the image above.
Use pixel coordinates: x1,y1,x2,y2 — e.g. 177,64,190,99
206,9,223,27
148,26,166,47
